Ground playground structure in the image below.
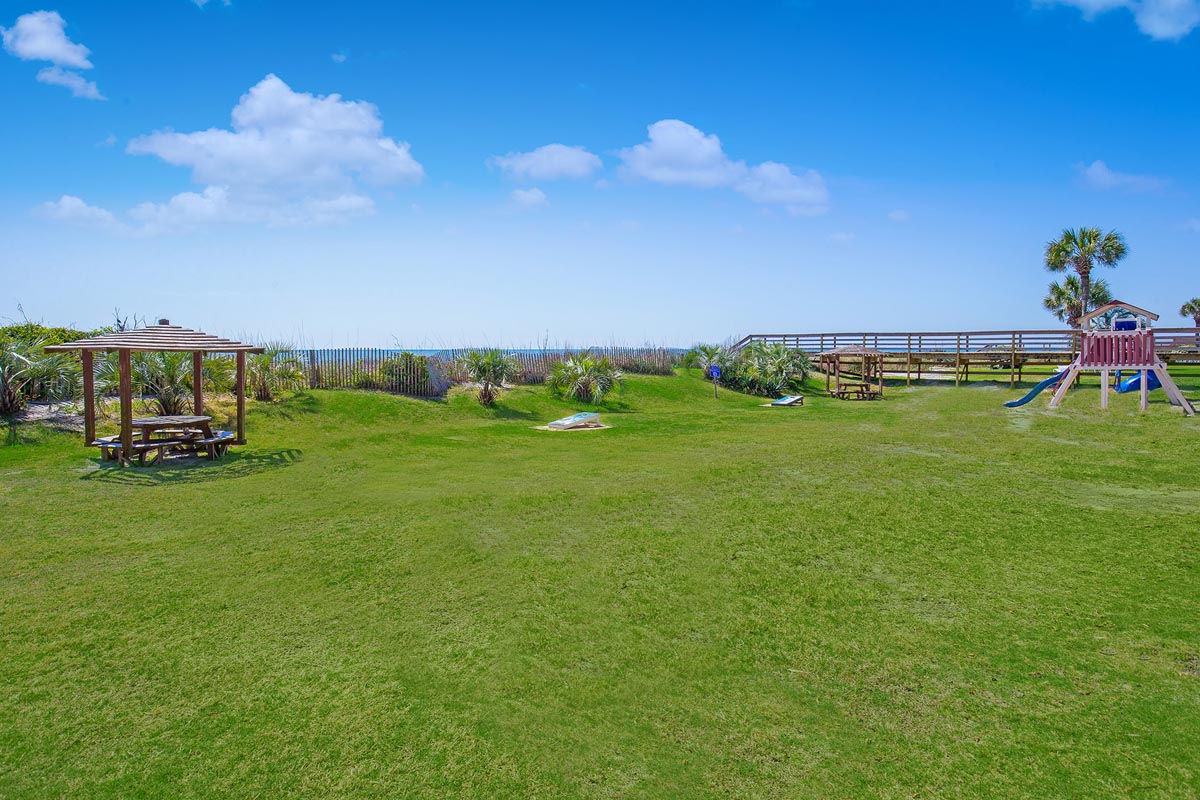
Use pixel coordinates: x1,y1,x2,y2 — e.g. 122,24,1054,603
1040,302,1194,415
819,346,884,400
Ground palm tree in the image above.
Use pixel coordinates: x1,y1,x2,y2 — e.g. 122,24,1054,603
457,349,520,405
0,336,79,415
1044,227,1127,327
1043,275,1114,327
1181,298,1200,327
246,343,305,402
547,353,624,404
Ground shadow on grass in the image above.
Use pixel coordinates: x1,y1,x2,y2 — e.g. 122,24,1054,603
81,447,303,486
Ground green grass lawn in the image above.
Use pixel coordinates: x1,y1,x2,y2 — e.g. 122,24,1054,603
2,373,1198,798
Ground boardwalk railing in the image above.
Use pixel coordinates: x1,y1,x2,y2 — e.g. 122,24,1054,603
733,328,1200,358
291,346,684,397
732,328,1200,385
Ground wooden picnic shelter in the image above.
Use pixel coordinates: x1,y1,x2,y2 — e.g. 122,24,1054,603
45,320,263,464
819,345,885,400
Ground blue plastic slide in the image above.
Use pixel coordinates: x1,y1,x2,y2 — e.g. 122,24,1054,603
1004,371,1067,408
1115,370,1162,394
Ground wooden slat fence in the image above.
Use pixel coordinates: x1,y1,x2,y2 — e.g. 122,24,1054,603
291,346,684,397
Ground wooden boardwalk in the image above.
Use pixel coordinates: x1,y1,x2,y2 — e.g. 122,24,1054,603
732,328,1200,386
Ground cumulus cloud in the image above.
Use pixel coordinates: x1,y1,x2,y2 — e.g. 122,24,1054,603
489,144,602,181
38,74,422,233
1,10,103,99
1,10,91,67
1038,0,1200,40
509,187,548,210
36,65,103,99
35,195,125,232
1076,159,1167,192
618,119,829,215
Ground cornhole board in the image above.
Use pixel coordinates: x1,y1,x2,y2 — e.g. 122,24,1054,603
770,395,804,407
546,411,602,430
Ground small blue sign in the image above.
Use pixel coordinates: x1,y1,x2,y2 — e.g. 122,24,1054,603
708,365,721,379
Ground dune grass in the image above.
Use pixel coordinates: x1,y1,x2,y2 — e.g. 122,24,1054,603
2,372,1198,798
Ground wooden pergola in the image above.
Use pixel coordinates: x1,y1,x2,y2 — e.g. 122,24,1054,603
819,345,885,400
45,320,263,458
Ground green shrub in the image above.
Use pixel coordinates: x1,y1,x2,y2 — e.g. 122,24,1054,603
456,349,520,405
689,341,811,397
379,352,433,394
0,336,80,415
546,353,624,404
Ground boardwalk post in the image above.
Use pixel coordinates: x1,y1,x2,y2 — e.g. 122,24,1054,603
906,334,912,387
81,349,95,446
1010,332,1017,387
955,335,961,387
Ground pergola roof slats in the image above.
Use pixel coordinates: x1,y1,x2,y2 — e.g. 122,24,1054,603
44,322,264,353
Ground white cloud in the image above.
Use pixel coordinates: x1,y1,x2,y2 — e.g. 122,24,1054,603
331,52,347,63
618,119,829,215
39,74,421,233
888,209,911,222
1,11,91,67
509,187,548,210
489,144,602,181
618,120,746,188
2,11,103,100
1038,0,1200,40
1076,159,1167,192
735,162,828,216
36,65,103,99
193,0,232,7
34,195,125,232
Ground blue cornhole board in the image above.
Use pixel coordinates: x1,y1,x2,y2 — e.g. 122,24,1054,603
770,395,804,407
547,411,602,430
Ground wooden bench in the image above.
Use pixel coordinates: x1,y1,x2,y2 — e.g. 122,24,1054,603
195,430,236,459
94,438,189,465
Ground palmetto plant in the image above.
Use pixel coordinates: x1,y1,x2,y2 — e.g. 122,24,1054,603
546,353,624,404
683,343,723,373
738,341,811,396
0,336,80,415
1180,298,1200,327
457,349,520,405
246,343,305,402
97,351,194,416
1044,227,1127,328
1043,275,1113,327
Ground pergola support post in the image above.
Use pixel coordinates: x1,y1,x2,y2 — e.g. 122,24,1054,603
236,350,247,445
81,349,95,445
193,351,204,416
119,349,133,465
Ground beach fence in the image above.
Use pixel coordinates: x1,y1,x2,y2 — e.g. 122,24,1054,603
294,346,684,397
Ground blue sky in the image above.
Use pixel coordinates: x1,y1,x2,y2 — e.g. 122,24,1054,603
3,0,1199,346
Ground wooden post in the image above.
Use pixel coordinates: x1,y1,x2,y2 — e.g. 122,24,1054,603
906,335,912,387
1139,368,1148,411
236,350,247,444
1009,333,1017,387
81,349,95,445
955,335,961,387
119,348,133,465
1100,369,1109,409
192,351,204,416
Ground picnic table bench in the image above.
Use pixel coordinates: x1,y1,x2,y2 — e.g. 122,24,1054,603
92,415,236,464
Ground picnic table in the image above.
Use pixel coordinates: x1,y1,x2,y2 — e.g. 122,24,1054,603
832,382,881,400
96,415,234,464
132,414,213,443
